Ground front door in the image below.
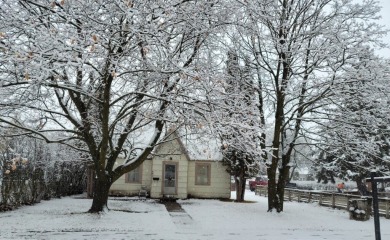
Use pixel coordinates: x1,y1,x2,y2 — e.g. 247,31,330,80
163,163,177,195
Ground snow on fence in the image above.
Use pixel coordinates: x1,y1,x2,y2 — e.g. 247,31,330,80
255,186,390,219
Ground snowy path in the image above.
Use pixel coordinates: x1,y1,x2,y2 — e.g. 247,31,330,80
0,191,390,240
162,200,194,226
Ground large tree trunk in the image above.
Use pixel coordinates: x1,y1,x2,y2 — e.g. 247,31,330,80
267,38,309,212
266,0,296,213
267,166,278,211
267,87,285,211
267,166,290,212
276,165,290,212
267,102,283,211
88,176,112,213
235,168,246,202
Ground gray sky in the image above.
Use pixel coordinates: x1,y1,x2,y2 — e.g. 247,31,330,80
377,0,390,57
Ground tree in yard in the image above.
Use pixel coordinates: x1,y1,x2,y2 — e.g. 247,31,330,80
313,56,390,196
0,0,221,212
216,51,262,202
227,0,387,212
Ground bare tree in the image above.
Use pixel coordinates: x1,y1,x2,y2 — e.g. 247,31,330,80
0,0,221,212
227,0,387,212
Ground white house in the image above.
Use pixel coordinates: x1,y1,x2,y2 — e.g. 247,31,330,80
109,132,231,199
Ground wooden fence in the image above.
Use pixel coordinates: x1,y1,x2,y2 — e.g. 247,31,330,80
256,186,390,219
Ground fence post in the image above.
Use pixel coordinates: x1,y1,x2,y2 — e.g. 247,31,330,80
308,192,312,203
319,193,323,205
332,193,335,208
386,200,390,219
289,190,292,201
347,196,351,211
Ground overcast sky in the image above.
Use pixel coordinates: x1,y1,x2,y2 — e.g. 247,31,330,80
377,0,390,57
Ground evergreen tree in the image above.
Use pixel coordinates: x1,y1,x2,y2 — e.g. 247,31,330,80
313,56,390,195
220,51,260,202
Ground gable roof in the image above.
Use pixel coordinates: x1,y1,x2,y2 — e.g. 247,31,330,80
151,131,191,161
152,130,223,161
180,133,222,161
118,123,223,161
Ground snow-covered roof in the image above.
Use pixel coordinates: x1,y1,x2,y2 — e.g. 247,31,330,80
179,132,222,161
150,127,222,161
116,125,158,159
118,124,223,161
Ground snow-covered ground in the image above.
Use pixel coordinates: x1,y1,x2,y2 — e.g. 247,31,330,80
1,191,389,240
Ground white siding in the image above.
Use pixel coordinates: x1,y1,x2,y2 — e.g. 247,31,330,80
176,158,189,199
150,138,188,199
187,161,231,199
109,159,152,196
150,155,163,198
109,135,231,199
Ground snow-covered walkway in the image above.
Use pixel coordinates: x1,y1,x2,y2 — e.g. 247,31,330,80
1,191,390,240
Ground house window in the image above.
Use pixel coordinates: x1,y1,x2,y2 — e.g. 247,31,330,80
195,163,211,185
126,165,142,183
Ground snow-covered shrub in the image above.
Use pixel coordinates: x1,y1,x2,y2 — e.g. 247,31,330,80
0,137,87,211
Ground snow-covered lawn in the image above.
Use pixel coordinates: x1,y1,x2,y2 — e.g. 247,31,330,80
1,191,389,240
